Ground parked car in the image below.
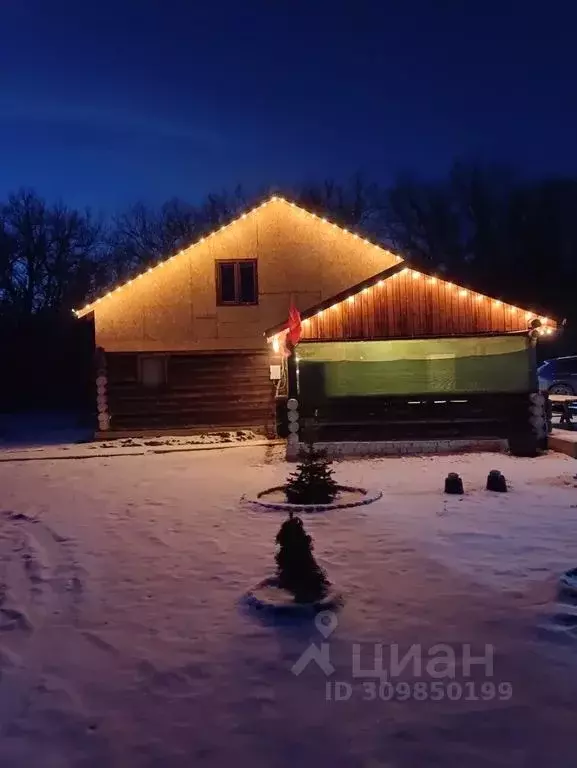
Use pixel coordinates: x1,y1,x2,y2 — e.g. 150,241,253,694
538,356,577,395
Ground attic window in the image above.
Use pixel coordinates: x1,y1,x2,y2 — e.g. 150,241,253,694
216,260,258,305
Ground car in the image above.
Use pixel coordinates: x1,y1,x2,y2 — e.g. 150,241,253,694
538,356,577,395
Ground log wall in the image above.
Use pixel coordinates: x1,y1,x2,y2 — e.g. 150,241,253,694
105,351,276,433
296,393,536,444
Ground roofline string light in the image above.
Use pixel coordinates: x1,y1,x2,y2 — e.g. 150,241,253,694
72,195,400,319
266,267,556,346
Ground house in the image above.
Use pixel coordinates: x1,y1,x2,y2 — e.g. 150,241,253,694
264,262,556,456
75,195,556,446
74,196,400,435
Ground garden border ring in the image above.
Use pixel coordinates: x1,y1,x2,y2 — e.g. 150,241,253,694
243,484,383,512
244,577,343,615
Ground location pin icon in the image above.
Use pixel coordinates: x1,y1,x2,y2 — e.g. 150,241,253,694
315,610,338,638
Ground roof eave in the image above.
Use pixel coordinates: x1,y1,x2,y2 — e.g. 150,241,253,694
264,262,405,338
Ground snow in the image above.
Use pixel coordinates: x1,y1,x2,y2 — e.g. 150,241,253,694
0,429,269,462
0,446,577,766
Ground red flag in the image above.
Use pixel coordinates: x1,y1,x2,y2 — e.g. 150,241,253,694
287,301,302,347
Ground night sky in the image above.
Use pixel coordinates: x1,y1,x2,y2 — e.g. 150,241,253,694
2,0,577,212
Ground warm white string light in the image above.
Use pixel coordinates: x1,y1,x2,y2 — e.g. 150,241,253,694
271,266,555,340
73,194,401,318
74,195,556,336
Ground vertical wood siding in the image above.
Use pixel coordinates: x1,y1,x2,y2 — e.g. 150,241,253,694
301,270,539,341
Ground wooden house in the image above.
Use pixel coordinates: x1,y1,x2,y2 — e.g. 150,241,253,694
75,195,556,447
74,196,400,435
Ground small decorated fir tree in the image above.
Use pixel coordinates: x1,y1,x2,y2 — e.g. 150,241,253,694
285,440,338,505
275,513,329,602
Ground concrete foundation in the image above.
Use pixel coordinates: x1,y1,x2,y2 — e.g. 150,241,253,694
287,438,508,460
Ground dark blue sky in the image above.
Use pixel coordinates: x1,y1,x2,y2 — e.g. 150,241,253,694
2,0,576,212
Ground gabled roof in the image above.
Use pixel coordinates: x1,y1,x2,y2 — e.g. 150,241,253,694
73,194,401,319
264,263,557,341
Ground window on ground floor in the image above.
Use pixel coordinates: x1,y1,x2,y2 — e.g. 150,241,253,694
216,260,258,305
138,356,168,388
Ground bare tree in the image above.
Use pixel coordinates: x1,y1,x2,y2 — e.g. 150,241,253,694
107,186,250,282
296,174,388,239
0,190,105,318
384,160,577,323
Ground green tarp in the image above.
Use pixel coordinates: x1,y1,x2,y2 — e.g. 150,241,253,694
296,336,532,398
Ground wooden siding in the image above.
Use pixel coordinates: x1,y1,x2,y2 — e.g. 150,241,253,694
300,269,541,341
105,351,276,433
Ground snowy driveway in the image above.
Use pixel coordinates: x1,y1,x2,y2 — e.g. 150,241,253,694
0,446,577,767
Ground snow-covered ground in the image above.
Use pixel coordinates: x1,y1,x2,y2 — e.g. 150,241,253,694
0,429,267,462
0,446,577,766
